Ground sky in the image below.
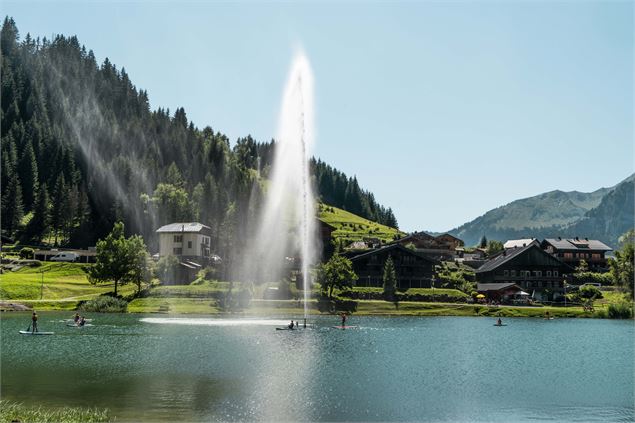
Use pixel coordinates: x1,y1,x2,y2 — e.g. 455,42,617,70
3,0,633,232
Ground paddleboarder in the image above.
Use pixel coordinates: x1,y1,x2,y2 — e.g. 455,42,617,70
31,311,38,333
340,313,347,327
496,317,502,326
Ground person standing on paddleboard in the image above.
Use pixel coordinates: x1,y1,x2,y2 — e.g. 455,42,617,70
31,311,38,333
341,313,346,327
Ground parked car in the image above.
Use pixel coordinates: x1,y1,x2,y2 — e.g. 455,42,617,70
50,252,79,262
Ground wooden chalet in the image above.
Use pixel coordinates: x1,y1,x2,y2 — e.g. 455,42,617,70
475,241,572,301
350,244,438,289
541,237,612,272
392,232,464,261
476,282,525,303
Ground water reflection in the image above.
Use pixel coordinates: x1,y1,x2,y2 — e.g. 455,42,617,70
1,313,633,422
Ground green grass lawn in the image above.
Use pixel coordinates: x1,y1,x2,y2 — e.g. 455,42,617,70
3,263,629,319
0,262,135,303
318,203,404,245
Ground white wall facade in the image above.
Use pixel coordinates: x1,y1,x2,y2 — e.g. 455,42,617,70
159,232,211,258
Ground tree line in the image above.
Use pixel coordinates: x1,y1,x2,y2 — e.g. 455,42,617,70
0,17,398,261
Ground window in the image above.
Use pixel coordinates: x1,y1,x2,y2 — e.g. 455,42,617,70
546,271,552,277
174,235,183,243
511,270,516,277
188,241,192,249
527,281,532,289
204,237,210,245
173,247,182,255
504,270,509,276
554,270,558,277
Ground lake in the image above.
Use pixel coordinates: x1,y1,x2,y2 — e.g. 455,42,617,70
1,312,633,422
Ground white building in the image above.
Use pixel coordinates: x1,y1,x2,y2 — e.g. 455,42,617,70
156,222,212,259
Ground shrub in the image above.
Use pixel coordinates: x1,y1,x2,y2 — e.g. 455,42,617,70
579,285,603,300
573,272,614,286
156,255,180,283
19,247,34,259
607,302,634,319
79,295,128,313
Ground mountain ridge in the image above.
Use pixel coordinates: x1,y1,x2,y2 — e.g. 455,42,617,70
448,173,634,247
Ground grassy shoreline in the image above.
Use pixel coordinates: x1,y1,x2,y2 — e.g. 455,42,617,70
2,263,631,319
2,298,615,319
0,400,109,423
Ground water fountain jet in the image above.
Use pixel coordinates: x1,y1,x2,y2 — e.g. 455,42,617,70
246,50,317,319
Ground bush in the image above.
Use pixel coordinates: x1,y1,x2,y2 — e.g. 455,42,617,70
79,295,128,312
573,272,614,286
579,285,603,300
316,295,357,313
19,247,34,259
156,255,180,284
607,302,634,319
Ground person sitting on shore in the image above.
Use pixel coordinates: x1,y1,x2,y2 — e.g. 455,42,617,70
288,320,294,329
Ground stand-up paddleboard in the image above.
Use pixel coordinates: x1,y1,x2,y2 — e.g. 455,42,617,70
19,331,54,335
493,324,507,327
276,327,296,331
332,325,358,329
66,324,93,327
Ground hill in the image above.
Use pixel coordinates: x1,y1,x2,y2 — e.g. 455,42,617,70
449,174,634,247
0,17,396,258
318,204,404,245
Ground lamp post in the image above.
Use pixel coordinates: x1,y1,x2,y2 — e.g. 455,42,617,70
40,270,44,300
563,279,567,308
431,274,436,303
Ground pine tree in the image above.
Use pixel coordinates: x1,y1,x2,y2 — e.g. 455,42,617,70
25,182,50,242
1,173,24,237
18,138,38,210
50,173,67,245
382,256,397,299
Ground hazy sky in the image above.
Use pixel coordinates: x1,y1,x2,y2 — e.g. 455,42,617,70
4,1,633,232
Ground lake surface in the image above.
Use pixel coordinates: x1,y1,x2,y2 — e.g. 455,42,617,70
1,312,634,422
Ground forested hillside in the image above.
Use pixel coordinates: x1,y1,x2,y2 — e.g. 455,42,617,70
0,17,397,257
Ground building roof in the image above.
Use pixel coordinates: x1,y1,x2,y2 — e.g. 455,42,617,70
543,238,612,251
503,238,537,249
349,243,438,264
477,282,522,292
156,222,211,233
436,233,464,243
476,242,568,274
